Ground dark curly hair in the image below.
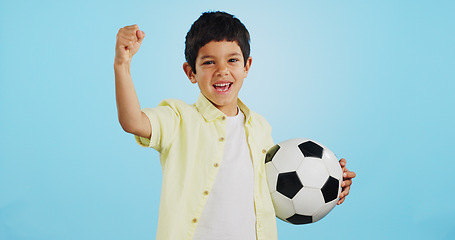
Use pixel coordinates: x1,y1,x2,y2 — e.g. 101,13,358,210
184,11,251,74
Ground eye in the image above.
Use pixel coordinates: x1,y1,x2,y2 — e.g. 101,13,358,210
229,58,239,63
203,60,214,65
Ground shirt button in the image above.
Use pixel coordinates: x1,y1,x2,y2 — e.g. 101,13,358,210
219,137,225,142
192,218,198,223
262,149,267,154
203,190,209,195
221,116,226,120
214,163,219,168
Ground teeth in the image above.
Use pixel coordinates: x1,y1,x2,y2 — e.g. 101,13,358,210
214,83,230,87
213,83,231,92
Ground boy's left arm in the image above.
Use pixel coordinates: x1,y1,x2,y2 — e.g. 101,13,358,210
337,158,356,205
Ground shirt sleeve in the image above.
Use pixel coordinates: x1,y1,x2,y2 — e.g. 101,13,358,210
135,100,180,152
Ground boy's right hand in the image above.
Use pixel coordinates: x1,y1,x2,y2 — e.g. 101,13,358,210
115,25,145,65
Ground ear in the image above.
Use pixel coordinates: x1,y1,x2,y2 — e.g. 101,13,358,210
183,62,197,84
243,57,253,78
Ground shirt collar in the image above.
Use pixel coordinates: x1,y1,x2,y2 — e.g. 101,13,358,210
195,93,252,125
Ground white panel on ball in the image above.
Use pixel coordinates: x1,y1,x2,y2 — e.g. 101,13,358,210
292,187,325,216
272,139,306,173
322,150,343,180
313,198,338,222
271,191,295,220
265,162,279,194
297,157,329,189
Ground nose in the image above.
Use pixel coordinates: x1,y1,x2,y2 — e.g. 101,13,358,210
216,63,229,76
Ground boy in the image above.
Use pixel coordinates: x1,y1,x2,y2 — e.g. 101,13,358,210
114,11,355,240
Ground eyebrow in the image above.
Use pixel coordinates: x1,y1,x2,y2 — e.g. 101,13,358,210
199,53,242,60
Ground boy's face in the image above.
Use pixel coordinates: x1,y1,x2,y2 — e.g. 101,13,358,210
184,40,252,116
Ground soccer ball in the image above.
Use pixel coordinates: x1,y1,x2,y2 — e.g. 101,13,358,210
265,138,343,224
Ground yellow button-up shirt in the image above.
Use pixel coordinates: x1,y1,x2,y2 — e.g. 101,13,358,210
136,94,277,240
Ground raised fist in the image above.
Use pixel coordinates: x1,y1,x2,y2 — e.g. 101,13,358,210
115,24,145,64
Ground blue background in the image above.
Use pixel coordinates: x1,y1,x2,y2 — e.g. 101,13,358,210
1,0,454,239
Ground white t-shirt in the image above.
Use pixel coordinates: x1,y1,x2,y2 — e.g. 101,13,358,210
193,109,256,240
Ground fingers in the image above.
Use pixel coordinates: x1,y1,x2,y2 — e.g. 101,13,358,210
338,185,350,205
340,186,350,199
337,158,355,205
337,197,345,205
341,179,352,188
117,25,141,50
136,29,145,41
339,158,346,167
115,24,145,64
339,158,356,179
344,171,356,179
338,170,355,205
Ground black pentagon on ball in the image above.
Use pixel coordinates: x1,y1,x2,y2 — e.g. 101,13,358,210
298,141,323,159
265,144,280,164
321,176,340,203
276,171,303,199
287,214,313,225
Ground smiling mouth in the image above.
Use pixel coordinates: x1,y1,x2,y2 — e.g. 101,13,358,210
213,83,232,92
